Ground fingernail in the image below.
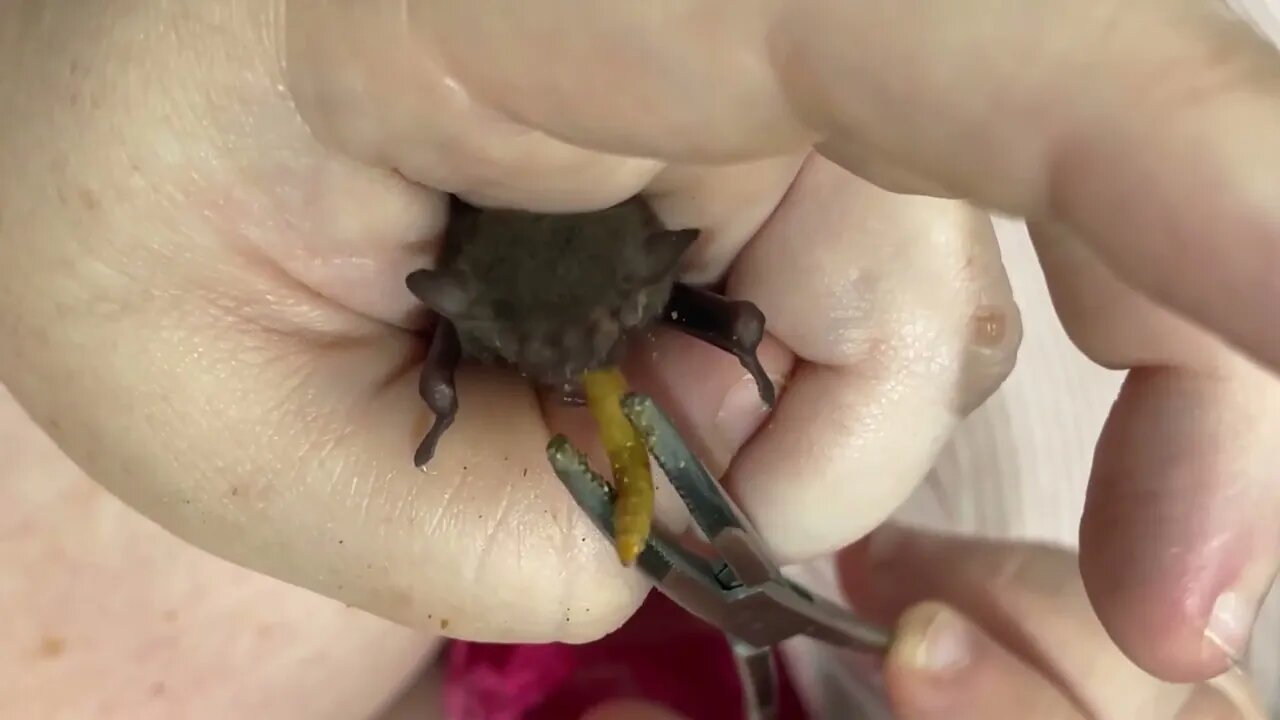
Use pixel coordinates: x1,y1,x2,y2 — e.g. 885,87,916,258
1203,517,1280,666
714,373,775,453
1175,683,1244,720
1205,590,1254,662
904,607,973,676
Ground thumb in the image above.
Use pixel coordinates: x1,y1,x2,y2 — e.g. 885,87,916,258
0,1,649,649
836,526,1269,718
286,1,1280,372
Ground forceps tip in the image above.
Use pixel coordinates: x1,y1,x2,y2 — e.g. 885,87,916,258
545,434,616,520
619,392,661,433
545,434,581,466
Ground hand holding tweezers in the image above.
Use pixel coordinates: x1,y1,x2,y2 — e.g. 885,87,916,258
546,393,893,720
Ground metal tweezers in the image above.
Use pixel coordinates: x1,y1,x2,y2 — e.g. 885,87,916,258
546,393,893,720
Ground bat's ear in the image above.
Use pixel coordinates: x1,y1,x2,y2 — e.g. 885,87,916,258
641,228,698,284
406,269,472,318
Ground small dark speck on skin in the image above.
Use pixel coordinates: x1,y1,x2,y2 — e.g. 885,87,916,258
522,469,528,477
440,618,450,631
38,635,66,659
230,486,239,497
78,186,99,211
338,539,344,544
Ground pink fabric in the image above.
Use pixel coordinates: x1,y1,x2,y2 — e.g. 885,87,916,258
442,592,808,720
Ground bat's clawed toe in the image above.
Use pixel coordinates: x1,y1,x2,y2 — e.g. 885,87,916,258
728,302,775,407
406,269,473,319
415,318,462,472
662,283,777,407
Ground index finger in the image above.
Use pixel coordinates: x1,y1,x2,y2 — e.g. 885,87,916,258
288,0,1280,371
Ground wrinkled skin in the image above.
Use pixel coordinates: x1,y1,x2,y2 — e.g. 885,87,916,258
2,0,1280,708
2,381,1267,718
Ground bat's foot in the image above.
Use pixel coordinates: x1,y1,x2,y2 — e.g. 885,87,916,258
414,318,462,470
662,284,776,407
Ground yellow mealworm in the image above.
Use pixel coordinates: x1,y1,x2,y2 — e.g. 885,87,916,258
582,367,653,566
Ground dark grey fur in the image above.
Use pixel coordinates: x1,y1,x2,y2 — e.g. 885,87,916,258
406,195,775,469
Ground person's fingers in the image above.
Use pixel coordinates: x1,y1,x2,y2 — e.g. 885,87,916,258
594,155,806,482
0,0,828,647
549,152,1017,565
280,0,1280,607
841,528,1187,716
782,0,1280,370
7,312,651,645
885,602,1087,720
642,155,808,285
0,9,657,645
0,385,438,720
837,527,1270,718
288,0,1280,370
1030,222,1280,683
674,156,1019,562
886,602,1260,720
538,157,806,530
1084,366,1280,681
0,3,852,648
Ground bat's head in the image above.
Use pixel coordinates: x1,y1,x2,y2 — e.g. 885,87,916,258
408,197,697,396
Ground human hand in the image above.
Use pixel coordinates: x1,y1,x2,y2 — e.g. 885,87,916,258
577,527,1270,719
2,0,1277,689
835,527,1268,719
0,0,1013,652
0,385,438,720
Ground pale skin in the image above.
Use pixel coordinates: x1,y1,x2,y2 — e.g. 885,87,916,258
2,0,1280,716
3,385,1267,718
